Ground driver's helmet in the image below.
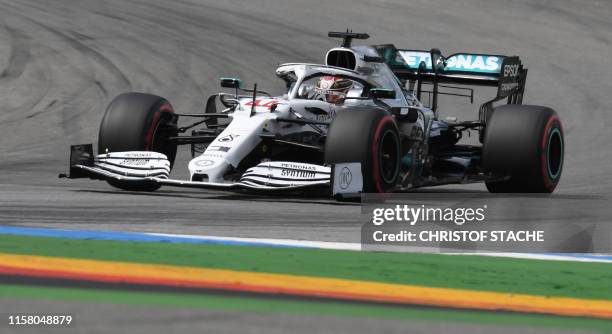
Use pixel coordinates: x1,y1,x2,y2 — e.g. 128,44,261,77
315,76,353,104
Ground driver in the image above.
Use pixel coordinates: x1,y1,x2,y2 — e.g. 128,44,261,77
314,76,353,104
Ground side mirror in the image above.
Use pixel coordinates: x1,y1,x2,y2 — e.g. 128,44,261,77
369,88,396,100
220,77,243,89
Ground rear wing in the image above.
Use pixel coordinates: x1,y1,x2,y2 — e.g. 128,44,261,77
374,45,527,103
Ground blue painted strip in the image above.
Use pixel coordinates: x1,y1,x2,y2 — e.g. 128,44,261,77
1,226,611,261
0,226,306,248
547,253,612,261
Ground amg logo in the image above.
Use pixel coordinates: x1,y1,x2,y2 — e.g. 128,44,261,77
281,169,316,178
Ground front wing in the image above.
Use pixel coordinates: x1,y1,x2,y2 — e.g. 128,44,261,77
62,144,332,192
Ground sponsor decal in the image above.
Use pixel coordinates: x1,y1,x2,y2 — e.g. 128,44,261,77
195,159,214,167
398,51,432,69
218,134,240,142
497,57,521,97
314,109,335,121
332,162,362,195
408,126,424,141
112,152,157,158
119,159,149,166
280,163,317,171
202,153,223,158
500,82,519,92
503,63,520,77
446,55,500,73
208,146,231,152
399,51,501,73
338,167,352,190
280,169,317,178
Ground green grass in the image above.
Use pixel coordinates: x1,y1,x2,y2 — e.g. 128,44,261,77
0,234,610,300
1,284,611,333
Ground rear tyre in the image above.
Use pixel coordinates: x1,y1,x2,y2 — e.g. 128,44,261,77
325,108,401,193
98,93,178,191
483,105,563,193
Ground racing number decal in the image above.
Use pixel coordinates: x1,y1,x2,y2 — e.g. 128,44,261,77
244,99,279,110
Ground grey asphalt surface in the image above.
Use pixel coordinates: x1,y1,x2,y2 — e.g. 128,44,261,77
2,299,598,334
0,0,611,333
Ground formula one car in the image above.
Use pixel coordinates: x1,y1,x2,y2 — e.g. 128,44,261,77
62,31,564,198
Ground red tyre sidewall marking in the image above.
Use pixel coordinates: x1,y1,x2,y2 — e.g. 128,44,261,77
371,116,396,193
540,115,561,191
144,103,173,151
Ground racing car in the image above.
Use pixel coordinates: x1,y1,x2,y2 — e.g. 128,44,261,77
61,31,564,198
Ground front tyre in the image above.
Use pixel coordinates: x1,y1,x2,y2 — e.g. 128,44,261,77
325,108,401,193
98,93,178,191
483,105,564,193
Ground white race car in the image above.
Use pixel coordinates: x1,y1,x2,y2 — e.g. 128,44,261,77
62,31,564,199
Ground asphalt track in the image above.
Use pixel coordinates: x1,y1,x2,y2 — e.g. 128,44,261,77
2,298,592,334
0,0,611,333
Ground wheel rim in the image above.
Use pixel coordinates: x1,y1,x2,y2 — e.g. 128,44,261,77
547,127,563,180
379,129,400,184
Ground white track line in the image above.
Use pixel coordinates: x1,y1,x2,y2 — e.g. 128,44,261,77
146,232,612,263
147,232,362,250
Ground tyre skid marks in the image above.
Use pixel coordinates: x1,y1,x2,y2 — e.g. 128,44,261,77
0,21,31,81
